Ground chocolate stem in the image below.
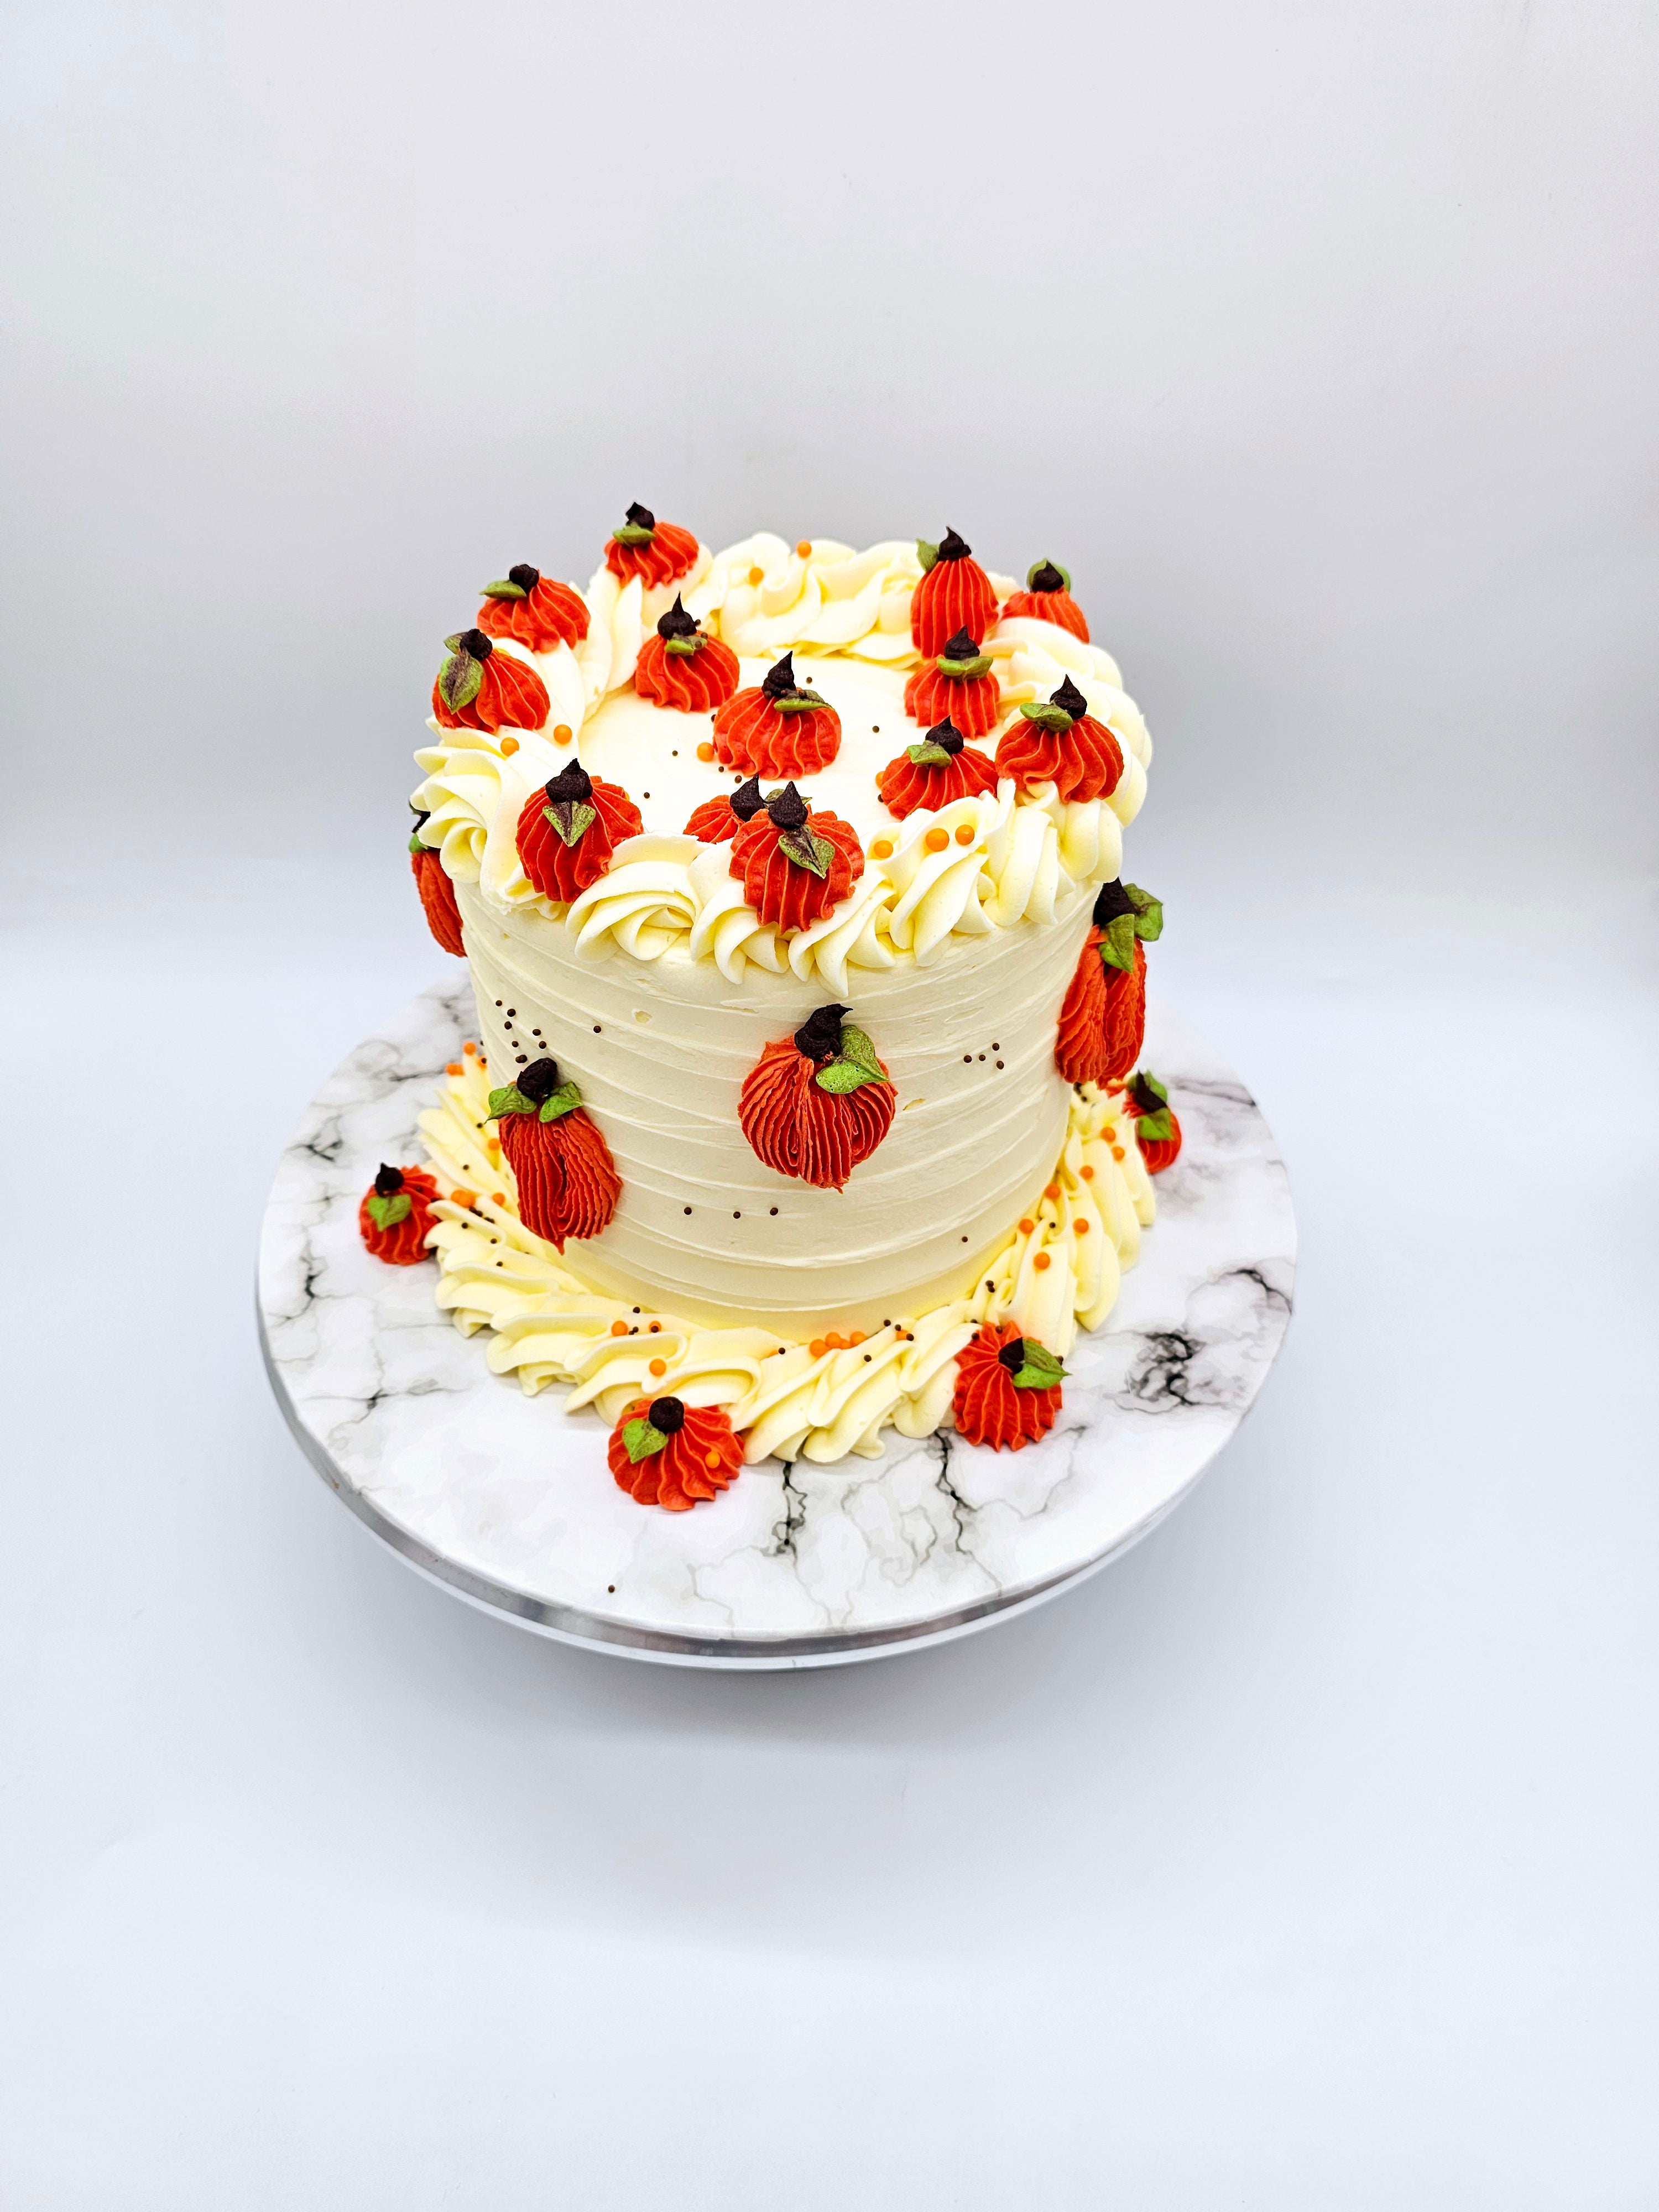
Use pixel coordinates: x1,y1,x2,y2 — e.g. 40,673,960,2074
794,1004,849,1061
544,760,593,804
516,1058,563,1105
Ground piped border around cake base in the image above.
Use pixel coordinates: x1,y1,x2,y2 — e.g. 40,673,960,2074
412,1057,1157,1470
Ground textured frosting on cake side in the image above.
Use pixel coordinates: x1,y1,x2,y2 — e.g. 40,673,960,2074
457,873,1087,1333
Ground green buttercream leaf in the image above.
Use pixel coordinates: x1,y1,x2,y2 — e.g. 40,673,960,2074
1124,884,1164,942
365,1191,413,1230
1130,1071,1169,1110
538,1082,582,1123
1134,1107,1175,1144
916,539,940,572
937,653,992,680
622,1417,667,1462
488,1084,535,1119
437,648,483,713
408,832,427,854
664,634,702,658
1099,912,1140,973
614,522,656,546
839,1024,883,1076
906,740,954,765
544,800,597,846
773,690,828,713
1019,700,1074,731
482,578,528,600
1011,1341,1067,1390
778,826,831,877
816,1058,890,1094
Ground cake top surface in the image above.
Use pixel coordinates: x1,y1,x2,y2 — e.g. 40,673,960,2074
411,515,1152,992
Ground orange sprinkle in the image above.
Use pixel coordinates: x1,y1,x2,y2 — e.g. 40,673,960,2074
499,735,519,756
810,1338,827,1359
1112,1144,1125,1161
1045,1182,1060,1200
487,1138,500,1156
451,1188,476,1207
849,1331,866,1346
1018,1217,1036,1235
1033,1251,1052,1272
553,723,572,745
795,539,812,558
871,838,894,860
706,1449,724,1469
924,826,950,853
1080,1164,1095,1181
747,565,764,586
697,740,716,762
649,1357,667,1377
1076,1219,1091,1234
446,1061,463,1076
491,1192,505,1206
610,1319,628,1337
463,1040,477,1056
955,823,974,844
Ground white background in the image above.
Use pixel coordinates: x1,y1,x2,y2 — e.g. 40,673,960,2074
3,2,1656,2205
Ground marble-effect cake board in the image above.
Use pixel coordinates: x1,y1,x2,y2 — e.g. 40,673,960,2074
258,983,1296,1670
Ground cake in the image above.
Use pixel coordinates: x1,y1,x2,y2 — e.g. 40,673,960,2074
390,512,1180,1504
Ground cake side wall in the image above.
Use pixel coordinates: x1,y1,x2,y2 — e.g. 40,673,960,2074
456,879,1089,1334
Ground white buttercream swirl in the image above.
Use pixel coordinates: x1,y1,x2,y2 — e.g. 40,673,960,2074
416,1060,1156,1465
686,535,927,664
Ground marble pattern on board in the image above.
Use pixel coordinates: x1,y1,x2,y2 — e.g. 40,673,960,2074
259,982,1296,1645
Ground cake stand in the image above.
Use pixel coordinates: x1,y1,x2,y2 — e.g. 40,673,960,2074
258,983,1296,1668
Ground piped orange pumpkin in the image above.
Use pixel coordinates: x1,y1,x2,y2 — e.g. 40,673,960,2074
431,628,550,734
712,653,842,775
995,675,1123,804
604,502,701,590
515,759,643,903
633,596,740,713
999,559,1090,641
488,1057,620,1250
738,1005,897,1190
875,718,1000,817
476,562,590,654
608,1395,745,1511
409,812,465,955
1055,880,1162,1084
910,528,1001,658
952,1322,1066,1450
358,1163,441,1265
902,627,1001,738
727,781,863,933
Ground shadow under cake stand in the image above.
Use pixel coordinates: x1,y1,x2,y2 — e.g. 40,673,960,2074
258,985,1296,1670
